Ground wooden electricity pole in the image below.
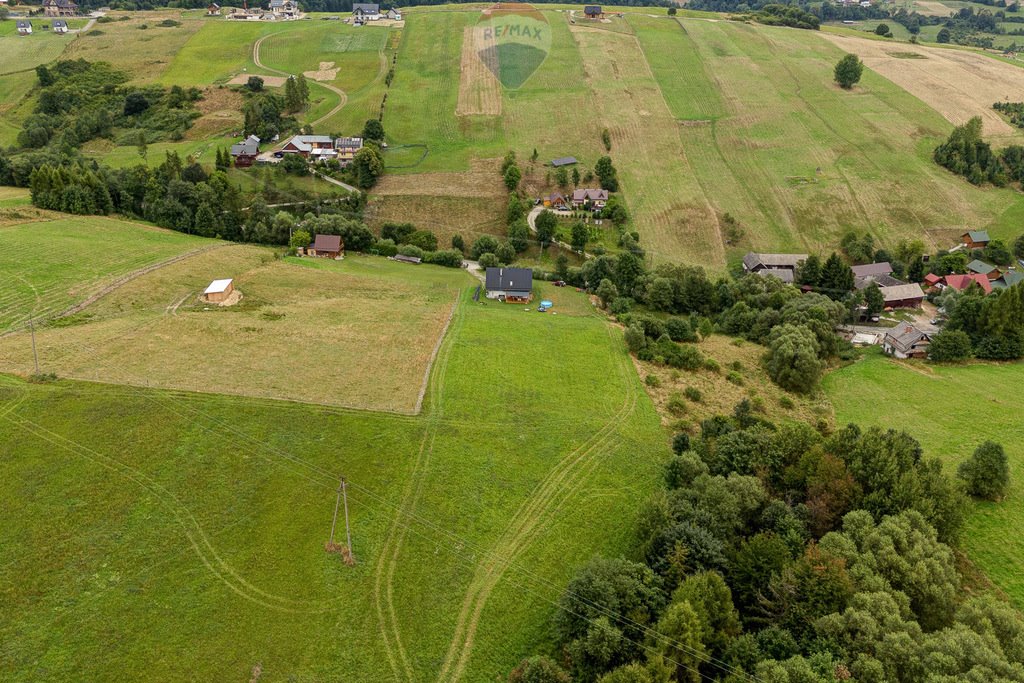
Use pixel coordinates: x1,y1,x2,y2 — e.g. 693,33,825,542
327,477,355,565
29,318,39,375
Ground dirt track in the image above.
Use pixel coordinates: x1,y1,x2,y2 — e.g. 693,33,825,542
821,33,1024,136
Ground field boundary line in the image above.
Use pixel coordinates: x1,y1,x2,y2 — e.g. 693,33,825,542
413,290,459,415
253,34,348,128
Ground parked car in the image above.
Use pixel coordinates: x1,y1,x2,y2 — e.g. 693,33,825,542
273,151,284,158
553,280,567,287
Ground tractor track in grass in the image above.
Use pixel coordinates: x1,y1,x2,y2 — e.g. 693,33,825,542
373,298,466,681
4,411,346,614
436,323,638,683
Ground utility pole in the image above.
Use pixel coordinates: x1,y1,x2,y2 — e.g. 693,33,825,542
341,477,354,565
29,318,39,375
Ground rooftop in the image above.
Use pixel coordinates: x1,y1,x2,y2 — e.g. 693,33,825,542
879,283,925,302
742,252,808,270
850,262,893,278
966,259,997,274
485,267,533,293
312,234,342,252
204,278,233,295
551,157,578,167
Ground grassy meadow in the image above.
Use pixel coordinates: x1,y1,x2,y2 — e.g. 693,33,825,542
825,350,1024,606
0,216,210,331
0,221,669,680
0,246,473,413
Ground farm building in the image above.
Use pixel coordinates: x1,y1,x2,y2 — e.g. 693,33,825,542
879,283,925,309
854,272,904,290
961,230,990,248
207,2,221,14
758,269,796,284
485,267,533,303
230,135,261,167
571,188,609,209
203,279,234,303
551,157,578,167
742,252,807,275
308,234,343,259
281,135,334,157
883,325,931,359
353,2,380,20
17,20,32,35
42,0,77,16
52,19,68,32
966,259,999,280
584,5,603,18
850,262,892,279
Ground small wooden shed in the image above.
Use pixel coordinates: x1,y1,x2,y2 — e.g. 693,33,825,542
203,278,234,303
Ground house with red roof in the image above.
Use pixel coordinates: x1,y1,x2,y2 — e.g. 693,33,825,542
942,273,992,294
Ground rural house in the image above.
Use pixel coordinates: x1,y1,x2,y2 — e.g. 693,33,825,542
544,192,568,210
571,188,609,209
942,273,993,294
485,267,534,303
584,5,603,18
385,7,401,19
879,283,925,309
961,230,990,248
742,252,807,276
268,0,299,16
353,3,380,21
207,2,221,14
994,270,1024,289
203,279,234,304
52,19,69,32
42,0,77,16
883,325,931,359
281,134,334,157
308,234,343,259
230,135,261,167
334,136,364,165
551,157,578,168
855,273,905,290
966,259,999,280
17,20,32,35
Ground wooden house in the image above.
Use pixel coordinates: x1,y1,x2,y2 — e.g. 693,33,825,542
203,279,234,303
207,3,221,14
961,230,990,248
966,259,999,280
281,134,334,157
571,188,609,209
584,5,603,18
879,283,925,309
741,252,807,275
309,234,343,259
883,325,931,359
230,135,260,167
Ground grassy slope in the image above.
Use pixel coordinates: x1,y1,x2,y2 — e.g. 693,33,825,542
824,350,1024,605
0,279,667,682
0,248,472,413
0,216,211,330
636,16,1024,264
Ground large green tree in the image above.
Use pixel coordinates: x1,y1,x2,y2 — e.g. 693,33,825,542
958,441,1010,501
834,54,864,90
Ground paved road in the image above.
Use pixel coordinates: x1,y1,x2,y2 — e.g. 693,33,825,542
252,35,348,128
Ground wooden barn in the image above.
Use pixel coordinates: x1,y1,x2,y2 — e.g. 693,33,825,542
309,234,343,258
203,278,234,303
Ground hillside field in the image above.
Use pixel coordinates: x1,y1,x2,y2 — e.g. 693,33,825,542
0,216,212,331
825,351,1024,606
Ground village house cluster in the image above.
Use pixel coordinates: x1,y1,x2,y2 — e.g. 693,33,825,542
228,134,364,167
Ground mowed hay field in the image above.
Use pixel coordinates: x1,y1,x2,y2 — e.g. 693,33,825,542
0,245,471,413
822,32,1024,138
824,351,1024,606
0,281,669,681
0,216,211,331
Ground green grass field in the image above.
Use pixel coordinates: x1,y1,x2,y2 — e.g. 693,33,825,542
0,216,211,331
0,224,669,680
825,350,1024,606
